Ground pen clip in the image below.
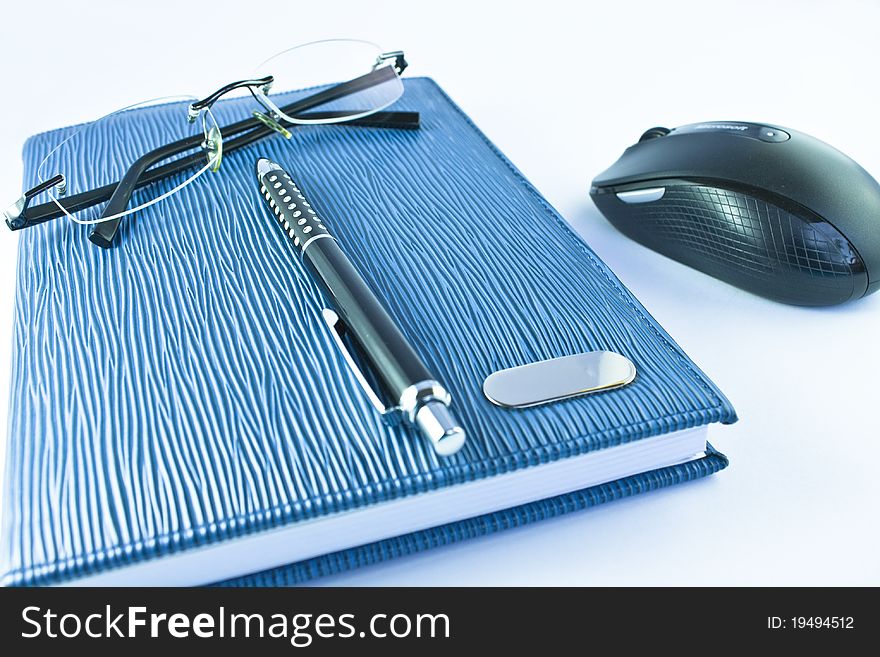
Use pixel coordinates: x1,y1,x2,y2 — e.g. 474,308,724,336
321,308,403,424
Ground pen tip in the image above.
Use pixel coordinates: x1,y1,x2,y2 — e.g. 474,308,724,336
255,157,281,179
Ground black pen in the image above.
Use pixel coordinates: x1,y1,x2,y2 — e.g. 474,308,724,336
256,158,466,456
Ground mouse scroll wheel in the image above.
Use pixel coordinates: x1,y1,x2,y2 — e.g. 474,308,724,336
638,127,671,142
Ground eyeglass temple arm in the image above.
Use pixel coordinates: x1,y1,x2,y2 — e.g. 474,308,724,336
7,63,410,232
87,134,205,248
5,110,418,233
90,65,402,247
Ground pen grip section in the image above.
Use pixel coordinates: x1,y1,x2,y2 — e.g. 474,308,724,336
260,171,330,250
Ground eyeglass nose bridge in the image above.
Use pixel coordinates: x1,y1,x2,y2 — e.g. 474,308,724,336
188,75,276,122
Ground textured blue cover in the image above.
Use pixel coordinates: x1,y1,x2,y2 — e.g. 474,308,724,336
1,78,735,586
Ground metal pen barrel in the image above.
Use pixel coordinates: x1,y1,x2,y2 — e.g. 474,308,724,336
257,158,465,456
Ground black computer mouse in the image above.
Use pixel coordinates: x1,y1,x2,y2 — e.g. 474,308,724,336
590,121,880,305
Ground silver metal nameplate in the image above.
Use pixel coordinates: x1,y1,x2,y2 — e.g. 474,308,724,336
482,351,636,409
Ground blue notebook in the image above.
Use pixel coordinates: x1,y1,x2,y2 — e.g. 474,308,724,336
1,78,736,586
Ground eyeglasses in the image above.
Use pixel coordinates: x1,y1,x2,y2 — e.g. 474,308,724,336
4,39,419,248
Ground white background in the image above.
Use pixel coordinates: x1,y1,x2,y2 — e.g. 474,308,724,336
1,0,877,586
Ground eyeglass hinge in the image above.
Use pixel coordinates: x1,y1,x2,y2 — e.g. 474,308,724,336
4,174,65,230
377,51,408,75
